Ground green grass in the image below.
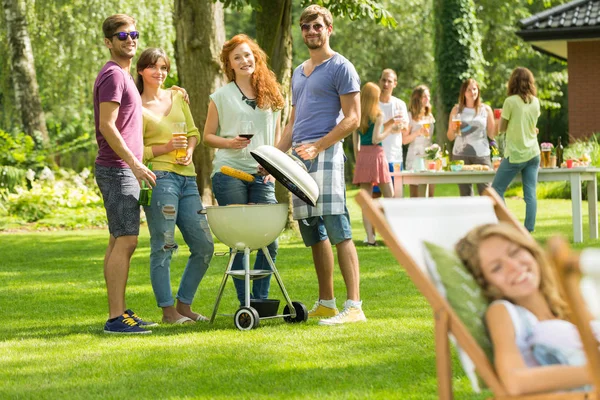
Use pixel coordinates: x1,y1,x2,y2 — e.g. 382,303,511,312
1,186,599,399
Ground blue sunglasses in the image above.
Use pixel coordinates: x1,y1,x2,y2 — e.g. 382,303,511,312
111,31,140,41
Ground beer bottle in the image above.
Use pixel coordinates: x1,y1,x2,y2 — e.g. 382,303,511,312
138,162,153,206
556,137,564,168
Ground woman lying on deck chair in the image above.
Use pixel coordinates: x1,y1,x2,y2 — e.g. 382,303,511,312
455,223,597,395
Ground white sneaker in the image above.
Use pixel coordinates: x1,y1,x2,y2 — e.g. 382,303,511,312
363,235,376,244
318,306,366,326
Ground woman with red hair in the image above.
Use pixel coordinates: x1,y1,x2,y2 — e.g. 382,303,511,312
203,34,284,305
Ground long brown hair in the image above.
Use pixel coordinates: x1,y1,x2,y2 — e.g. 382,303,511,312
359,82,382,134
455,223,569,319
220,34,284,111
135,48,171,94
457,78,481,114
408,85,431,120
507,67,537,104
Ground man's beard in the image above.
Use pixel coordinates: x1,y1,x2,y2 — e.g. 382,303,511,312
304,36,324,50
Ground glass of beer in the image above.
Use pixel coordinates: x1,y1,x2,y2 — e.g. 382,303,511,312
452,113,461,136
540,143,552,168
172,122,187,162
422,119,431,138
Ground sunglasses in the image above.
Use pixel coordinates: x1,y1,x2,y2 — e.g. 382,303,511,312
300,23,324,32
112,31,140,41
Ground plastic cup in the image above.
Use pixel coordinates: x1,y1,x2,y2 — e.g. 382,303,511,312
494,109,502,119
566,159,574,168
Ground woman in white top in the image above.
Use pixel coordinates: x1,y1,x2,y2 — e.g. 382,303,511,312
404,85,435,198
203,34,283,306
446,79,496,196
455,223,592,395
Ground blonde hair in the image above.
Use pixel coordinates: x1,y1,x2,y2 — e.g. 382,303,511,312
359,82,382,134
408,85,431,120
455,223,569,319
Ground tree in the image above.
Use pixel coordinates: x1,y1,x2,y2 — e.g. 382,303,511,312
255,0,294,208
174,0,226,204
2,0,48,144
433,0,485,145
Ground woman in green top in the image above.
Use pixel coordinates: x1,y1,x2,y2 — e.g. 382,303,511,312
492,67,541,232
137,48,214,324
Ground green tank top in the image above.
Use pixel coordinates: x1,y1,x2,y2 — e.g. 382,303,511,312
359,122,381,146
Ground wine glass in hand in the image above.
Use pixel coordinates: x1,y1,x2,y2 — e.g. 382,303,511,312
239,120,255,160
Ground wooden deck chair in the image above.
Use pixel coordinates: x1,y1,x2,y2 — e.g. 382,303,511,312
355,187,594,400
548,237,600,398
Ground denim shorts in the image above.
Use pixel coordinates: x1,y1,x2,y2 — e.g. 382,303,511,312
95,163,140,237
297,209,353,247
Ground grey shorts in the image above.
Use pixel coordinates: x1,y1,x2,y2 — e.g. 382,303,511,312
95,163,140,237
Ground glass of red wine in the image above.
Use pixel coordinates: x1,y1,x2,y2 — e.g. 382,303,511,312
239,120,255,160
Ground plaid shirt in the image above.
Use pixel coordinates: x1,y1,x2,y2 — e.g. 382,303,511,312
292,142,346,219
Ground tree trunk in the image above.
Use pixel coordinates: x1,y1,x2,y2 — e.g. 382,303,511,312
255,0,295,226
433,0,485,148
2,0,48,144
174,0,226,205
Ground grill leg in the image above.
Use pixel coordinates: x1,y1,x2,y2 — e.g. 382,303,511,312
262,246,295,319
209,249,238,323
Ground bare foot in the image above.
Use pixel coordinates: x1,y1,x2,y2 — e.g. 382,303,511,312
176,301,209,322
162,306,194,324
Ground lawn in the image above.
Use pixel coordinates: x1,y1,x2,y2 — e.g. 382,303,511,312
1,185,599,399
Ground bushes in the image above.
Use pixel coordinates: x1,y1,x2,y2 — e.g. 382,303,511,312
1,167,104,228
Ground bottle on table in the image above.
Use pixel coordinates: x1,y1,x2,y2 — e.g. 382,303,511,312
556,136,564,168
442,143,450,171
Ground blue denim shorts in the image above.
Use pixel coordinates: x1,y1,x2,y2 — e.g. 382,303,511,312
95,163,140,237
298,209,353,247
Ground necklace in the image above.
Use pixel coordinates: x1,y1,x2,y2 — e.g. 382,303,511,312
234,81,257,110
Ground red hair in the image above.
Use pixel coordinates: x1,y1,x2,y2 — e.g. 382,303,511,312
220,34,284,111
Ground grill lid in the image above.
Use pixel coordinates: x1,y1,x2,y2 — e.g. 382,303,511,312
251,145,319,207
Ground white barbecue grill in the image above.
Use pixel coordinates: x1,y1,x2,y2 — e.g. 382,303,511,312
206,145,319,330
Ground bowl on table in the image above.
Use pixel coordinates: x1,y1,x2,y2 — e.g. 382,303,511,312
450,164,463,172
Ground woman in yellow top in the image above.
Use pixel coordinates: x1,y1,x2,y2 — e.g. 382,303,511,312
136,48,214,324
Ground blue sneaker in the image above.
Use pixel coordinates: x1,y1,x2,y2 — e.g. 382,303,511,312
125,309,158,327
104,314,152,335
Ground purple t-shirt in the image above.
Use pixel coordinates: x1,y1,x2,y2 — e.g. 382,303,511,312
93,61,143,168
291,53,360,143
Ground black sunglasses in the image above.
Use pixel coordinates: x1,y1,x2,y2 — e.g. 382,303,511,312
112,31,140,41
300,23,324,32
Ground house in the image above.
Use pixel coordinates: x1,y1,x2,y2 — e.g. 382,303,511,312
517,0,600,140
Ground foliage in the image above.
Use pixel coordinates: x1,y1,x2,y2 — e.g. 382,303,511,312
0,129,46,169
217,0,397,27
434,0,485,123
0,0,175,148
563,135,600,163
326,0,434,99
475,0,570,143
4,167,102,223
0,166,26,192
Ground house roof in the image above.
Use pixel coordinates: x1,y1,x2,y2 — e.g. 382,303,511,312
516,0,600,60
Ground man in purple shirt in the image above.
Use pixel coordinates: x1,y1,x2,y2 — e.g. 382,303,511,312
94,14,156,334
